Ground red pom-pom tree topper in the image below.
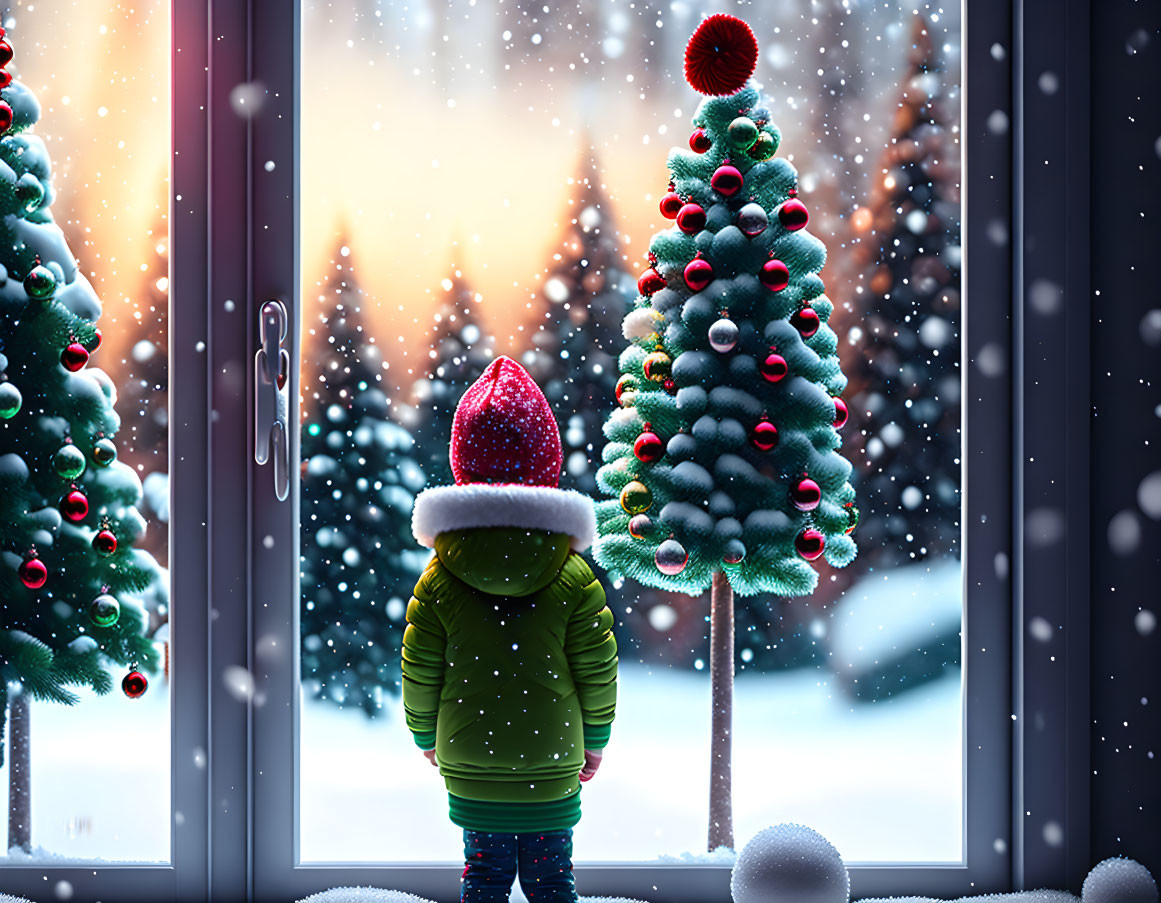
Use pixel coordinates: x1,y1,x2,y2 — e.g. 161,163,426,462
684,14,759,96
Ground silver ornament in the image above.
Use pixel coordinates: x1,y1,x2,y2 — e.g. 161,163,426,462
723,539,746,564
655,538,688,576
708,317,739,353
737,202,769,237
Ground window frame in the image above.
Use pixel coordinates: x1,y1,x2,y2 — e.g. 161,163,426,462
0,0,1096,898
247,0,1032,899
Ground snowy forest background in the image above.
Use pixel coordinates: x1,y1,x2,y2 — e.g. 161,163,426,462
1,0,964,867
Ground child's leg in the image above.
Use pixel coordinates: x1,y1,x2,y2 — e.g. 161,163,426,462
516,830,577,903
461,830,518,903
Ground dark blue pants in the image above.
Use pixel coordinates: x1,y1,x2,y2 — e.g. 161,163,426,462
460,829,576,903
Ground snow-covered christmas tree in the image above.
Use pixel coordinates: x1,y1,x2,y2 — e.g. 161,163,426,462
847,16,961,565
300,245,430,717
399,264,494,487
594,16,857,850
0,33,161,851
523,146,637,497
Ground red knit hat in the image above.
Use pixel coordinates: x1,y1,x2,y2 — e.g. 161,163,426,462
450,356,562,487
412,356,596,551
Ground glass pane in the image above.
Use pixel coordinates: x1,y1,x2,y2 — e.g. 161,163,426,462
0,2,170,863
300,0,962,867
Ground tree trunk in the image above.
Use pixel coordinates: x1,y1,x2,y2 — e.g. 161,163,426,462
7,690,30,853
707,570,734,851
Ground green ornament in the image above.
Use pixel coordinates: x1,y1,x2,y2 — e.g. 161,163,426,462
748,131,777,161
24,265,58,301
727,117,759,151
53,444,87,480
92,437,118,467
845,504,860,535
620,480,653,515
0,382,21,419
88,593,121,628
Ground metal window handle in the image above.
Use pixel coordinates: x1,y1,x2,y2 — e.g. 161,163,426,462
254,299,290,502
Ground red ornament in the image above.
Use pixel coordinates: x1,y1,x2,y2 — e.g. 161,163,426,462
659,192,683,219
791,306,820,338
122,671,148,699
634,424,665,463
0,101,12,133
683,257,714,292
60,488,89,523
833,397,849,429
93,528,118,556
638,267,666,296
759,351,788,383
796,528,826,561
18,556,48,590
710,164,743,198
61,342,90,372
778,198,810,231
750,420,778,451
662,378,677,394
0,70,10,90
791,477,822,512
89,328,103,352
689,128,712,153
684,14,759,96
0,40,12,68
759,259,790,291
676,203,706,235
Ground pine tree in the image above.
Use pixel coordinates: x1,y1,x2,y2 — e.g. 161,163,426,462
400,265,494,487
300,247,431,717
116,210,169,566
847,17,961,565
594,16,858,850
0,40,160,851
524,148,636,496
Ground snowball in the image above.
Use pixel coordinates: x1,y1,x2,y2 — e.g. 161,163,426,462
647,603,677,632
1108,510,1140,556
731,824,849,903
295,889,434,903
1028,279,1063,316
132,339,158,363
918,315,953,348
1137,471,1161,520
1082,857,1158,903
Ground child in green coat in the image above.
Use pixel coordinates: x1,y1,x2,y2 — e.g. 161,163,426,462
403,355,618,903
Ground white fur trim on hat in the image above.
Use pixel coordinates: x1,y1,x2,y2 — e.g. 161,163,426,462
412,483,597,552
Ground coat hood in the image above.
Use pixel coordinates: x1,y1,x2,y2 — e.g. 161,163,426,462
433,527,571,597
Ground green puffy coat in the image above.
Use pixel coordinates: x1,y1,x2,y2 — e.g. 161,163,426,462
401,527,617,833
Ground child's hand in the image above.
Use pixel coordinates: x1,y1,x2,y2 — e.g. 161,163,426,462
579,749,603,782
423,749,437,767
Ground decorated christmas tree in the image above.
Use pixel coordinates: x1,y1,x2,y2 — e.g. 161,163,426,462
524,146,636,496
301,246,430,717
401,264,494,487
0,33,160,851
847,17,961,565
117,209,170,565
594,16,857,850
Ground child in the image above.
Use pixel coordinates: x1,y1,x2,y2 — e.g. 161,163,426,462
403,355,618,903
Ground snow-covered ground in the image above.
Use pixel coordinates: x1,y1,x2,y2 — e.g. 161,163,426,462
0,643,961,866
0,682,171,861
301,661,962,865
